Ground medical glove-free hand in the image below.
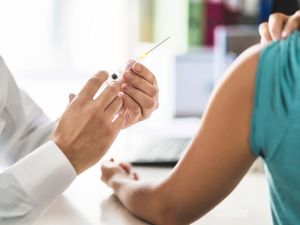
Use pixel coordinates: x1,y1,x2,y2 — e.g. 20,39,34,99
52,71,125,174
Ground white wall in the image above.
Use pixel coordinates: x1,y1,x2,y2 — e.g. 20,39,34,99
154,0,189,55
0,0,130,119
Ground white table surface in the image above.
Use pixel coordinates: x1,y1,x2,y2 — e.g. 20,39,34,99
33,165,273,225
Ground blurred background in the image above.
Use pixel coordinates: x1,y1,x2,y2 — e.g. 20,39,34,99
0,0,299,163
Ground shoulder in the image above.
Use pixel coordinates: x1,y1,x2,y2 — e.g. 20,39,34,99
221,30,300,85
213,44,263,107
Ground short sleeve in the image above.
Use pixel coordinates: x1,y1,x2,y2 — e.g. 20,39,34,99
251,31,300,160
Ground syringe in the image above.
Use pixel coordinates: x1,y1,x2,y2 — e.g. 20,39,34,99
110,36,170,81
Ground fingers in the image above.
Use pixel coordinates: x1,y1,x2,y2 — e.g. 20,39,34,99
125,59,136,72
117,62,158,126
101,161,117,183
118,161,139,180
123,71,157,97
133,173,139,180
101,160,138,181
121,93,142,122
105,96,123,118
268,13,288,40
115,60,135,84
77,71,108,101
102,160,115,169
282,12,300,38
131,62,156,85
112,111,126,130
95,81,121,108
122,85,157,118
119,162,132,174
119,162,138,180
259,22,272,44
122,62,158,120
109,159,132,174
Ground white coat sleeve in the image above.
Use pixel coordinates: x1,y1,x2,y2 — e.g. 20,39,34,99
0,56,77,224
0,141,77,225
0,54,58,165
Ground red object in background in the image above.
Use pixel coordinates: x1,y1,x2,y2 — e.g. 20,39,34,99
204,0,240,46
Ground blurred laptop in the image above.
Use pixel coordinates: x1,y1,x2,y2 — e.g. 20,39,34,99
130,137,191,167
126,118,201,167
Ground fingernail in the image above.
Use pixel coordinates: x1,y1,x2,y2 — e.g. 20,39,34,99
124,72,131,81
69,93,75,101
282,31,288,39
126,60,135,70
127,59,135,64
133,63,142,73
121,83,130,92
120,162,130,174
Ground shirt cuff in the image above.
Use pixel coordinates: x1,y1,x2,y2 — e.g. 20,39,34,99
8,140,77,209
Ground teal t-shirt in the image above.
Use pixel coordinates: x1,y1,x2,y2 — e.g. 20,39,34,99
251,31,300,225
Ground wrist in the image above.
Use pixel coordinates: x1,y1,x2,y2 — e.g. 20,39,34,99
8,141,77,208
51,137,81,175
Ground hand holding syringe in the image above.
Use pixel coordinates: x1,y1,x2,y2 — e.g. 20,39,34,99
108,36,170,83
97,37,170,128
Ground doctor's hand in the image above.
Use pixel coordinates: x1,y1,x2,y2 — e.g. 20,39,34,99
52,71,125,174
259,11,300,44
118,61,159,129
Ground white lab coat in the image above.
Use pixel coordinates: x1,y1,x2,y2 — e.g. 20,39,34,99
0,56,77,225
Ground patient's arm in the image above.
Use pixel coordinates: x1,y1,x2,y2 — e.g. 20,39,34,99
101,44,262,225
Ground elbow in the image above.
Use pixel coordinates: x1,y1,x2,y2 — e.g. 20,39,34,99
155,198,208,225
146,187,193,225
158,213,189,225
127,183,199,225
132,198,188,225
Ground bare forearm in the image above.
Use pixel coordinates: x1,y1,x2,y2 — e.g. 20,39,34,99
109,177,174,225
102,45,261,225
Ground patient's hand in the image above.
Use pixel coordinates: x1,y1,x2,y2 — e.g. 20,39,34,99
259,11,300,44
118,61,159,129
101,159,139,187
